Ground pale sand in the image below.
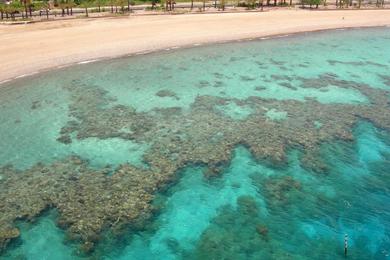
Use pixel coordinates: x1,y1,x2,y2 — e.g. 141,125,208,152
1,9,390,83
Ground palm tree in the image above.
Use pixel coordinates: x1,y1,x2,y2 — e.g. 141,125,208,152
0,3,4,20
80,0,90,16
22,0,29,18
127,0,131,12
151,0,157,9
116,0,126,13
43,0,50,19
167,0,174,10
3,3,10,19
94,0,103,12
28,0,33,16
59,0,67,16
165,0,174,11
110,0,115,12
69,0,76,15
65,0,69,15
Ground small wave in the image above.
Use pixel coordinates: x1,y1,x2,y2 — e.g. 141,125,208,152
14,72,38,79
78,59,99,65
136,51,152,55
0,79,11,85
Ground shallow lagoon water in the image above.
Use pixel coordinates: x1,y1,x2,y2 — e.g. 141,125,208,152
1,27,390,259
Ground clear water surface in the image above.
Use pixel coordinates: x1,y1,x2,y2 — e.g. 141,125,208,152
0,27,390,260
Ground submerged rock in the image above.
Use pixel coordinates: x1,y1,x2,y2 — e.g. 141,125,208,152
57,135,72,144
256,224,269,240
155,89,180,100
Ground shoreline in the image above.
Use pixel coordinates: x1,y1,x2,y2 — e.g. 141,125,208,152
1,25,388,86
1,9,390,84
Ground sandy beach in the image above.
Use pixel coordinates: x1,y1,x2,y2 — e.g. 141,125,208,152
1,9,390,83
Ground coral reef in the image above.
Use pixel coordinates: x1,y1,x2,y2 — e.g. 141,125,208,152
1,73,390,255
0,157,169,255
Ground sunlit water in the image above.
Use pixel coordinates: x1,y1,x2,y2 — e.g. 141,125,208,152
1,27,390,259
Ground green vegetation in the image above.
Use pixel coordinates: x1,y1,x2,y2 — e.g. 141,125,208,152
0,1,24,20
334,0,384,8
0,0,386,21
300,0,321,8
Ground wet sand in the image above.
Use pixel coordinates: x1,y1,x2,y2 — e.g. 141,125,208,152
1,9,390,83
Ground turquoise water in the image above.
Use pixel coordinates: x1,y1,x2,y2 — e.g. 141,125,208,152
1,27,390,259
0,80,148,170
101,122,390,260
6,123,388,259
